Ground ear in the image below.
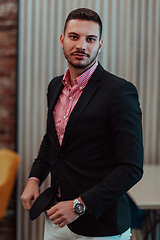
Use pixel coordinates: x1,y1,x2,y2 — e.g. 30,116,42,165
60,34,64,49
98,38,103,53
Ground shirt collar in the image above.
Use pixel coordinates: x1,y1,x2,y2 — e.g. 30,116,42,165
62,61,98,89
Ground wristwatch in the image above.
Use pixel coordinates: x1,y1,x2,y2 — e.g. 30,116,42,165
73,198,85,216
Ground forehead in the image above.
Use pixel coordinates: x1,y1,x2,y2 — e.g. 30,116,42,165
65,19,100,37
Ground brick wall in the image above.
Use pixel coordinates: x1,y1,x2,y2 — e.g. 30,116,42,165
0,0,18,239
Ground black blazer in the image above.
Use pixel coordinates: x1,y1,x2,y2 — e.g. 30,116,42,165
29,63,143,237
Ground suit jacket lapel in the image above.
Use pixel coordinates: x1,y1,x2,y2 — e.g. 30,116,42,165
48,76,64,148
61,63,104,148
49,78,64,112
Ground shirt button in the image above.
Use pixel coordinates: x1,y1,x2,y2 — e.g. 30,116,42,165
63,116,66,119
69,97,72,100
80,87,82,90
60,135,64,139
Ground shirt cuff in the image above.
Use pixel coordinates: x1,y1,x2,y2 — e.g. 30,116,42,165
28,177,40,184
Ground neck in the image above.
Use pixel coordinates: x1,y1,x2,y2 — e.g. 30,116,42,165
69,68,84,87
68,61,96,87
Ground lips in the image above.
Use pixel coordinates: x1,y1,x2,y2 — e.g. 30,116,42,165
74,54,86,59
71,52,89,59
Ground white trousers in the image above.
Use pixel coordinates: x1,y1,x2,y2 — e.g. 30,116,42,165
44,216,132,240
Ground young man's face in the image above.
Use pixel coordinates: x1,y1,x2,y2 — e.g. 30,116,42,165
60,19,103,71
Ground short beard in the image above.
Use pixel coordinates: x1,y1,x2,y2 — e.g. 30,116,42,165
67,59,91,69
63,49,99,69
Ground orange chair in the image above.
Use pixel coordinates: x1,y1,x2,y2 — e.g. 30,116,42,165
0,149,20,219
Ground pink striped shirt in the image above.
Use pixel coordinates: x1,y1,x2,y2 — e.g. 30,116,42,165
53,61,98,145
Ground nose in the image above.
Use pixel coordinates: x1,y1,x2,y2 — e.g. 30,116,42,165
76,37,87,50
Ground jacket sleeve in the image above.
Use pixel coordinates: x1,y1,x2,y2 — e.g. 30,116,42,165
80,81,144,219
29,83,53,185
29,133,53,185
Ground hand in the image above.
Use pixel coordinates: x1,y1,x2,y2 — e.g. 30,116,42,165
21,179,40,211
47,201,79,228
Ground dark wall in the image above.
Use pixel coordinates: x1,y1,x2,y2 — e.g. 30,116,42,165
0,0,18,239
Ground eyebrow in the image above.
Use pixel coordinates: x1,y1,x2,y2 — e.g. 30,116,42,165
68,32,98,38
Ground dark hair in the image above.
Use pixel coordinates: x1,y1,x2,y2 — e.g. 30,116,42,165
64,8,102,39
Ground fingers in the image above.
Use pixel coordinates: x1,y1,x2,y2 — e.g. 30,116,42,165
21,193,39,210
21,194,32,210
47,211,69,228
58,220,68,228
46,201,79,228
46,204,67,226
33,193,39,201
21,179,40,211
21,191,40,210
46,205,56,217
53,216,68,227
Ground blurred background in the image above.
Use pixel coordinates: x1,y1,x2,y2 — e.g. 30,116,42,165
0,0,160,239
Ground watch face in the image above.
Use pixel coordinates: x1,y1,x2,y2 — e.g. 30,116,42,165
74,202,85,215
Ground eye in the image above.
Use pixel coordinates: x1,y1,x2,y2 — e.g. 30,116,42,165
70,35,78,40
87,37,96,42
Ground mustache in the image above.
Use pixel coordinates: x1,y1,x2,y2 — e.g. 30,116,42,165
71,51,89,57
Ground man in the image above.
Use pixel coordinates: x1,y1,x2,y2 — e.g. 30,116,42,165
21,8,143,240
